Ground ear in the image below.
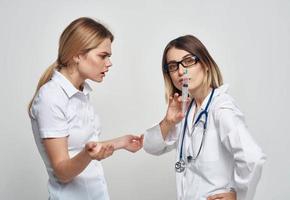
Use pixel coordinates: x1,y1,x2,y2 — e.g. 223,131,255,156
72,55,80,64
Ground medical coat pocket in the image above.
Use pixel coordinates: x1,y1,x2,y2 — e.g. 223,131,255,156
198,129,220,162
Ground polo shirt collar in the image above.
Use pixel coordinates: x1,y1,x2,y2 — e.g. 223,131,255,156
52,70,92,98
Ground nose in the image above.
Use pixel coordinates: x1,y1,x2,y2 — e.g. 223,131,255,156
177,63,185,76
106,58,112,68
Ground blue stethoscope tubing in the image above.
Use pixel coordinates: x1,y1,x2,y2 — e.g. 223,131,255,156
175,88,215,172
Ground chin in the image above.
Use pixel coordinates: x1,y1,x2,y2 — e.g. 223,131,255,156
174,84,182,91
89,77,103,83
95,78,103,83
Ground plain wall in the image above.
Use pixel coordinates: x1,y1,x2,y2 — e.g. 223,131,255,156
0,0,289,199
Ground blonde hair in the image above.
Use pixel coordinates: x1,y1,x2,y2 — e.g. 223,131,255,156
28,17,114,116
161,35,223,102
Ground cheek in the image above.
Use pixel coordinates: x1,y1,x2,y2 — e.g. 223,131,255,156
169,74,181,89
85,58,102,72
189,68,206,84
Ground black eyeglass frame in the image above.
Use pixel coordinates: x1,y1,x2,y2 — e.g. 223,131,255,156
163,55,200,73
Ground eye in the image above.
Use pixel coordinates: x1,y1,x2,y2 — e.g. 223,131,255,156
98,54,108,59
167,63,178,71
183,57,196,65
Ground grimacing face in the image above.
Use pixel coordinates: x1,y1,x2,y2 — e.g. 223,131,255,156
166,47,206,95
77,38,112,82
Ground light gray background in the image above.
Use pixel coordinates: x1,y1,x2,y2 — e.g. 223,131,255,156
0,0,289,199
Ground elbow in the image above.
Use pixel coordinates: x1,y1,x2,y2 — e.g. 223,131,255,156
52,166,73,184
244,151,267,173
54,172,72,184
256,154,267,171
253,150,267,167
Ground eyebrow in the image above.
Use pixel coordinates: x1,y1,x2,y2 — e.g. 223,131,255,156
167,53,192,63
99,51,112,56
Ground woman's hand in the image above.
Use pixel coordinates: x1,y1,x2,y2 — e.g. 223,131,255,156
85,141,114,161
121,134,143,153
207,191,236,200
165,93,190,126
159,93,190,140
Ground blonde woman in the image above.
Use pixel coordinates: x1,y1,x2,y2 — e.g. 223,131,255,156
143,35,266,200
28,17,143,200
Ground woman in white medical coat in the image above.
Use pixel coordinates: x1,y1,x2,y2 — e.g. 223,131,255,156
28,17,143,200
143,35,266,200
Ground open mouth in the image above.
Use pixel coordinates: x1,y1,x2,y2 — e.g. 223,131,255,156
101,70,108,75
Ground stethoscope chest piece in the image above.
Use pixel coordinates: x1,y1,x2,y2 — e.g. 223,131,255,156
175,159,186,172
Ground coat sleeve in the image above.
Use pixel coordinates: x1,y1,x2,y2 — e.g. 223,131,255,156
215,101,266,200
143,123,178,156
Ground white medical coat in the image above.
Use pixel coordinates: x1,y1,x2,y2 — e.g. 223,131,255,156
144,84,266,200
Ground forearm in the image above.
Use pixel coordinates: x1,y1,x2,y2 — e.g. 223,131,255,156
53,149,91,183
103,137,125,151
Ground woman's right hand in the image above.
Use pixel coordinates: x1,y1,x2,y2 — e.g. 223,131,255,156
164,93,189,125
160,93,190,140
85,142,114,161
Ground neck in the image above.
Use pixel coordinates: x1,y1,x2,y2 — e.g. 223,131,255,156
189,85,211,109
60,67,84,90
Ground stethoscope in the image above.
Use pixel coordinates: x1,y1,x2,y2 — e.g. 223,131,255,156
175,88,215,173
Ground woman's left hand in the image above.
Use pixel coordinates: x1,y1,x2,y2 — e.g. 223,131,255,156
122,134,143,153
207,191,236,200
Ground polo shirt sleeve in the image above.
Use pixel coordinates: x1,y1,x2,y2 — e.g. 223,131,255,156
32,90,69,138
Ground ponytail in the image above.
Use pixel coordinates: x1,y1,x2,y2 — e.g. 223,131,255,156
28,62,59,117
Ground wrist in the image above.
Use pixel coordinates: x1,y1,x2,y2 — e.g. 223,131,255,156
112,137,125,150
161,118,174,128
82,147,92,161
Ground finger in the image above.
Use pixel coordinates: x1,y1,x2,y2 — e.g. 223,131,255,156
179,112,185,118
104,146,114,158
130,135,142,141
171,93,178,102
168,95,173,104
208,193,224,200
97,146,106,159
177,112,185,119
87,142,96,149
87,142,97,152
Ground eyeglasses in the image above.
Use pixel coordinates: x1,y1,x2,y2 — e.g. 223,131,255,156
164,55,199,72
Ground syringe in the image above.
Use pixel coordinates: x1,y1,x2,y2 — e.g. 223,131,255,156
182,69,189,114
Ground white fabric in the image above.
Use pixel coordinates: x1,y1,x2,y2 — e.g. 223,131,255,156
144,84,266,200
30,70,110,200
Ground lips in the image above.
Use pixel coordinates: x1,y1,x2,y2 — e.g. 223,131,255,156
179,78,189,83
101,70,109,76
178,78,191,85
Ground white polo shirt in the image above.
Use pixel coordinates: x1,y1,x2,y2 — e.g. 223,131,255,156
30,70,110,200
